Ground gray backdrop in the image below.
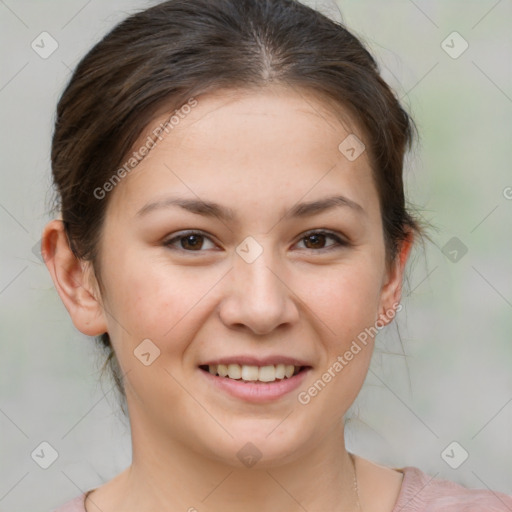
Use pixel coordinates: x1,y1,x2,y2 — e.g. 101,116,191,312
1,1,511,511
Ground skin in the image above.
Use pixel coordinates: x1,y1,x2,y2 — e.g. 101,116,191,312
43,85,412,512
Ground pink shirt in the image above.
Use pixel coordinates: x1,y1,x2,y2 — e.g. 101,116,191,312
54,466,512,511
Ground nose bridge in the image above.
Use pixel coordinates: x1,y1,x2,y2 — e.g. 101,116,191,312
236,236,283,302
237,243,279,296
219,236,298,334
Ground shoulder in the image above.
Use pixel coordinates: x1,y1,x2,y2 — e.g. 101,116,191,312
52,493,87,512
394,466,512,511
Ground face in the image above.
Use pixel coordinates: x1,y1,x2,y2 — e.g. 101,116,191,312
89,86,403,467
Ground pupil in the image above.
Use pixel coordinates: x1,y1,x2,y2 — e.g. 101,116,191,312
182,235,202,250
306,233,325,249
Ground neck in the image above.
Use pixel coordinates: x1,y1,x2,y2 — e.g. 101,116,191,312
112,416,360,512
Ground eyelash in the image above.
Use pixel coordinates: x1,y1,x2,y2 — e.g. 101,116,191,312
163,229,348,254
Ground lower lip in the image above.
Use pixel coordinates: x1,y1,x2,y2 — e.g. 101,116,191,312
199,367,311,403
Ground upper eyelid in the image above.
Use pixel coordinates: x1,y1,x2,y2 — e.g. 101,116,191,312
294,230,348,249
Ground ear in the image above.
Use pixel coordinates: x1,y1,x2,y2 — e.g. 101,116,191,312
376,231,414,325
41,219,108,336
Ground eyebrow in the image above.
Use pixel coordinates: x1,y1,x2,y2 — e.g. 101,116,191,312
136,194,365,221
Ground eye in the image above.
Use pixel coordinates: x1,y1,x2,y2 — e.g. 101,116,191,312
163,229,348,254
164,231,217,252
295,230,348,251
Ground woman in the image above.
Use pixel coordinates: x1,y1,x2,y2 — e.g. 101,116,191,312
42,0,512,510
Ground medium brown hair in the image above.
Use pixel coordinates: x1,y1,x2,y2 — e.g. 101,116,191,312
51,0,425,399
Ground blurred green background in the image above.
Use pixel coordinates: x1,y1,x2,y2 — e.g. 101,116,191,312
0,1,511,510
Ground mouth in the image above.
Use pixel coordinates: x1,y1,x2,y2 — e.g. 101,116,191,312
198,363,309,384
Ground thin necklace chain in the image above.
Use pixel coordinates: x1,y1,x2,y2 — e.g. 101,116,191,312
349,452,362,511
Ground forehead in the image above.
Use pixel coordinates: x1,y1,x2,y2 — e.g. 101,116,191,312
106,85,377,220
171,85,364,152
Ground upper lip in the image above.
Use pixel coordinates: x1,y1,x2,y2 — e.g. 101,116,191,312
200,356,312,367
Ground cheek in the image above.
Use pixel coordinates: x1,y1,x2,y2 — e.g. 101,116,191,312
298,261,383,345
102,252,227,347
99,256,218,400
296,264,382,412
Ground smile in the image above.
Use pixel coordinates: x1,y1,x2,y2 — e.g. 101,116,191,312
199,363,306,383
198,363,312,403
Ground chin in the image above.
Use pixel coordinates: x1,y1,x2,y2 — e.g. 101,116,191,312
198,419,314,469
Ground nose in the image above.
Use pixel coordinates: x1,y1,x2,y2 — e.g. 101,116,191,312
218,245,300,336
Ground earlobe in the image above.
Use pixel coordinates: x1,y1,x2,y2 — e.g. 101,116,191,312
41,219,108,336
377,231,414,324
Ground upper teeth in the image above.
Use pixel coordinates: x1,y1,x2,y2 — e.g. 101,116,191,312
207,364,299,382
